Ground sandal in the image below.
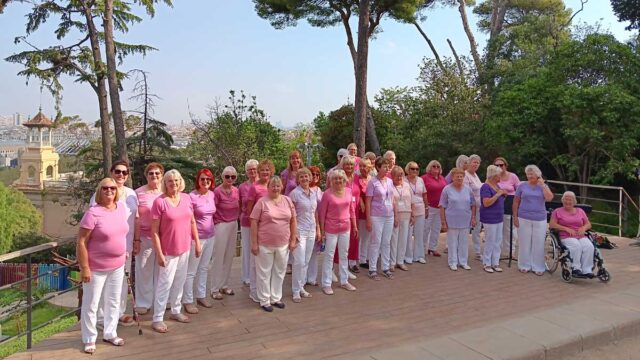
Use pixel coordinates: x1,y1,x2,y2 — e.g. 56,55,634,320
118,314,135,327
519,268,530,274
103,337,125,346
534,271,545,276
382,270,394,279
152,321,168,333
349,265,360,274
84,342,96,354
221,288,235,296
211,292,224,300
170,313,191,323
368,271,381,281
183,303,199,314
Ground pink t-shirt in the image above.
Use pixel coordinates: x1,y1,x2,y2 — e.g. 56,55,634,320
366,177,394,217
250,196,296,247
551,207,589,239
136,186,162,240
422,174,448,209
239,181,254,228
318,188,356,234
406,176,426,216
80,204,128,272
152,193,194,256
189,190,216,239
249,182,269,203
213,186,240,224
391,182,413,214
498,172,521,195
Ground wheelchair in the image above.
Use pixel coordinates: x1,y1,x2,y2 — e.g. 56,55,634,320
544,229,611,283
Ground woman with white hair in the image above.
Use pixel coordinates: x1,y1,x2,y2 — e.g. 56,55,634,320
446,155,469,184
318,169,358,294
383,151,396,178
389,165,414,271
480,165,506,273
549,191,594,276
405,161,428,264
513,165,554,275
151,169,202,333
346,142,362,171
465,154,483,259
239,159,259,286
422,160,447,258
210,166,241,299
440,168,476,271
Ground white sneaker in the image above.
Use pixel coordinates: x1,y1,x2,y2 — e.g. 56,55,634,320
417,258,427,264
449,265,458,271
348,271,357,280
461,264,471,270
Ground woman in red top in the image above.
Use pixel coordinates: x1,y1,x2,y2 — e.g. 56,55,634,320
422,160,448,257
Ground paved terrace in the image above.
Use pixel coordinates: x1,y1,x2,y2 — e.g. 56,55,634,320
8,235,640,360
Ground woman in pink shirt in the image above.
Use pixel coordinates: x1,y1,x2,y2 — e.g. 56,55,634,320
77,178,128,354
405,161,428,264
319,169,358,294
422,160,447,257
549,191,594,276
182,168,216,314
464,154,483,259
356,159,373,269
250,176,297,312
280,150,304,196
211,166,241,299
133,162,164,315
246,159,275,302
239,159,258,286
151,170,201,333
333,156,361,278
494,157,520,256
390,166,415,271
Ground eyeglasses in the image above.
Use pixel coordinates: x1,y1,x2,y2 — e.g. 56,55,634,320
113,169,129,176
410,167,419,171
312,173,320,177
148,171,162,176
101,186,117,191
200,177,212,182
432,165,441,168
224,175,237,180
495,163,505,167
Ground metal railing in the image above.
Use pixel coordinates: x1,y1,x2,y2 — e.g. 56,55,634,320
0,237,78,350
546,180,639,237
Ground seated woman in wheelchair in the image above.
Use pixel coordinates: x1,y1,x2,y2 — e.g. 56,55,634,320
549,191,594,277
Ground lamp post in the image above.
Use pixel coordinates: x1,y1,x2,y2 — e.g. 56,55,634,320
297,142,322,166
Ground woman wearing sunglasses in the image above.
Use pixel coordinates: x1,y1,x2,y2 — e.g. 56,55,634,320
494,157,521,256
422,160,447,257
211,166,241,299
182,168,216,314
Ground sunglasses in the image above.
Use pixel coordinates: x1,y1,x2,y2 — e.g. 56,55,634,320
101,186,117,191
409,167,419,171
200,177,212,182
224,175,237,180
148,171,162,176
312,173,320,177
113,169,129,176
432,165,441,168
495,163,505,167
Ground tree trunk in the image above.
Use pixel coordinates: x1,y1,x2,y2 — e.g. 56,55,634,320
457,0,482,74
80,0,111,176
365,102,380,155
414,21,446,72
104,0,128,164
447,38,466,82
353,0,370,157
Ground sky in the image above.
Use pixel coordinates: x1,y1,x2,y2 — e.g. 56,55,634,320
0,0,635,128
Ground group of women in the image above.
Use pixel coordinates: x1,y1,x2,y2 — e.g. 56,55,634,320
76,148,597,354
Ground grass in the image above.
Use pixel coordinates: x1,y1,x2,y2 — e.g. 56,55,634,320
0,315,77,359
1,303,71,337
0,289,22,308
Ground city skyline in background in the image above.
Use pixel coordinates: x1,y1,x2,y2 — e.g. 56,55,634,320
0,0,635,128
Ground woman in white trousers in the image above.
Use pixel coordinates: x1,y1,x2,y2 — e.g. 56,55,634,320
306,166,323,286
389,166,415,271
440,168,476,271
239,159,259,286
356,159,373,268
513,165,554,275
464,155,483,259
404,161,427,264
494,157,520,257
422,160,448,258
480,165,507,273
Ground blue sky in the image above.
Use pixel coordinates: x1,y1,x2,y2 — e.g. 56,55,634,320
0,1,634,128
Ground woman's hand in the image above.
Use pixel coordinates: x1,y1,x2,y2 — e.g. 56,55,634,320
132,240,141,256
394,218,399,228
359,201,365,213
315,228,322,242
441,221,448,232
195,241,202,258
81,268,91,283
513,217,519,228
366,219,372,232
289,238,298,251
156,253,166,267
410,215,415,226
251,243,259,256
471,217,477,228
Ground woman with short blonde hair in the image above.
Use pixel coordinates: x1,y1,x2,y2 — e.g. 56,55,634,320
423,160,447,257
404,161,427,265
440,168,476,271
480,165,506,273
239,159,259,287
390,166,414,271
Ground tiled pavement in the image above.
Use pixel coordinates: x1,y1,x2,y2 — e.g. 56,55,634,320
8,235,640,359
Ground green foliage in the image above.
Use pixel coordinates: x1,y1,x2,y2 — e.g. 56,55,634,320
0,167,20,186
187,91,289,181
611,0,640,30
0,183,42,254
0,310,77,359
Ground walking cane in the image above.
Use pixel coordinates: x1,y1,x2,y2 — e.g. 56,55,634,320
125,271,143,335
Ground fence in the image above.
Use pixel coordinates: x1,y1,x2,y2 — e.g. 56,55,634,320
0,264,71,291
546,180,639,237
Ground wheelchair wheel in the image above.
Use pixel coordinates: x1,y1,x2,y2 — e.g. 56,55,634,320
598,268,611,283
561,267,573,283
544,231,559,274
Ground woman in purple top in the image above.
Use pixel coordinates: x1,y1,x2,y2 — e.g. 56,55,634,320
494,157,520,256
280,150,304,196
480,165,507,273
513,165,554,275
366,157,397,280
77,178,128,353
211,166,241,300
239,159,258,286
439,168,476,271
182,168,216,314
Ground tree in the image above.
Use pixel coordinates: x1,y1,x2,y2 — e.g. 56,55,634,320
253,0,431,156
611,0,640,30
0,182,42,254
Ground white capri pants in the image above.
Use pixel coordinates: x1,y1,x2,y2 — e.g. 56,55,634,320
391,217,410,266
502,215,518,255
240,226,251,284
406,215,425,263
447,228,470,267
368,216,394,272
81,265,124,344
135,238,156,309
182,236,214,304
517,218,547,273
153,251,190,322
561,237,594,274
210,221,238,293
255,244,289,307
482,222,503,267
292,228,316,295
358,219,370,265
424,207,442,251
322,231,350,287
